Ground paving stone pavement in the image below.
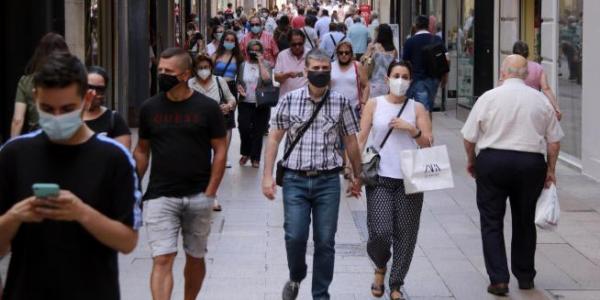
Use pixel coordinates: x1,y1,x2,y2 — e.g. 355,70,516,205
2,111,600,300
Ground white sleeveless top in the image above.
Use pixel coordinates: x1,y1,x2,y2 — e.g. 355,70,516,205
330,61,359,108
369,96,418,179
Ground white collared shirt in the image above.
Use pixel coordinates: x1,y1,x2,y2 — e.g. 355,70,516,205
461,78,564,154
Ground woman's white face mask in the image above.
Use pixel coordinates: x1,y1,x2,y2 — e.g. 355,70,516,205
388,78,411,97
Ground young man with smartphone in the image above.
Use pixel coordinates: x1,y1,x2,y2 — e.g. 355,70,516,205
0,52,141,299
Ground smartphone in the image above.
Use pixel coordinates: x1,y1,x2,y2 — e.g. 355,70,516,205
295,72,304,77
32,183,60,198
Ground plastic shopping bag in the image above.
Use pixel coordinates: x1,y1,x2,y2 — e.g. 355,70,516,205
534,184,560,230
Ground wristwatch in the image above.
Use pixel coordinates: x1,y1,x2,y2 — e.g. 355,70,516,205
412,128,422,139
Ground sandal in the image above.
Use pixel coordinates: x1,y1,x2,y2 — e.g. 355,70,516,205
239,156,249,166
371,268,386,298
212,204,222,212
390,289,405,300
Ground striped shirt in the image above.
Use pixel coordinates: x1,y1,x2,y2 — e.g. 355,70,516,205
271,87,359,171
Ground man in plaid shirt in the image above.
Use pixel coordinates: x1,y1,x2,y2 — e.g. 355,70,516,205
262,48,362,300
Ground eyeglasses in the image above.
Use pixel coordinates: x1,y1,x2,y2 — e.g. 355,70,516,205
250,23,261,26
337,51,352,56
290,42,304,47
89,85,106,94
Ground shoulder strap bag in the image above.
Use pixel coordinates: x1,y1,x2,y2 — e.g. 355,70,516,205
360,98,409,186
275,90,330,186
255,74,280,108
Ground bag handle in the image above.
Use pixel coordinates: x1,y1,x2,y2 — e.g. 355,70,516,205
282,89,330,161
215,77,225,104
354,62,362,109
378,98,409,149
215,55,234,77
303,27,314,49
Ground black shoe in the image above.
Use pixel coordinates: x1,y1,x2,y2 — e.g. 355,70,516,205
282,280,300,300
487,283,509,296
518,281,534,290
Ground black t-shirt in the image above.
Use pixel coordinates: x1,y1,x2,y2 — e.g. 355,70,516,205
138,91,226,200
0,132,140,300
85,109,131,138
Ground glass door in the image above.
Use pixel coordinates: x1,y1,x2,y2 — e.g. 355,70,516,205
456,0,475,109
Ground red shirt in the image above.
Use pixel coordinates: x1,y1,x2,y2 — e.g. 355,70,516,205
291,15,306,29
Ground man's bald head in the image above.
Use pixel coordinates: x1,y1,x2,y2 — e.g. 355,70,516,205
501,54,528,80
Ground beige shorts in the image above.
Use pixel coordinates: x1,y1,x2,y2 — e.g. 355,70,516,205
143,193,212,258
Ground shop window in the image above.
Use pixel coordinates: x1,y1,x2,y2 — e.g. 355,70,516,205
558,0,583,158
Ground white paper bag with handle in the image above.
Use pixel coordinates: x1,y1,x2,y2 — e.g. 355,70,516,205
535,184,560,230
400,145,455,194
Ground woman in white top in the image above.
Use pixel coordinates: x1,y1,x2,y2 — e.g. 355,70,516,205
331,40,370,179
188,54,236,211
236,40,272,168
357,61,432,300
330,40,369,115
206,25,224,57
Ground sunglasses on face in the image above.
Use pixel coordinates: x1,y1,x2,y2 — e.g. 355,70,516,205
337,51,352,56
89,85,106,94
290,42,304,47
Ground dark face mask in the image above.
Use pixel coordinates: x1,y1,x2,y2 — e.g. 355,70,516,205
158,73,182,93
307,71,331,88
248,51,260,61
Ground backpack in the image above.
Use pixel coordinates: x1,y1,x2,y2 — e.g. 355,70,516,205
422,35,449,79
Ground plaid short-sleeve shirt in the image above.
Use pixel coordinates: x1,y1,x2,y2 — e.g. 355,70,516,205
271,87,359,171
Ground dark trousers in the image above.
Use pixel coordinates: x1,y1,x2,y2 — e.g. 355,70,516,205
237,102,270,161
475,149,547,284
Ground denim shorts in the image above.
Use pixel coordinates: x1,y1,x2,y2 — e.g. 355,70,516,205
143,193,212,258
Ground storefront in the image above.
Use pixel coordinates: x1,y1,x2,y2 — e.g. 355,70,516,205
386,0,495,115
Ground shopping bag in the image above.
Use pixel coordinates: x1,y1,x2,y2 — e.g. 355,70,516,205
399,145,454,194
535,184,560,230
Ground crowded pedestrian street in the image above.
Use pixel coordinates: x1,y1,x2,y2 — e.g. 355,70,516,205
1,1,600,300
4,112,598,300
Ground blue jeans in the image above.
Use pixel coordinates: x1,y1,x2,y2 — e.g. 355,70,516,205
282,171,341,300
408,77,440,111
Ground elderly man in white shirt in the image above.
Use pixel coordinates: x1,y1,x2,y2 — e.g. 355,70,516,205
461,55,563,297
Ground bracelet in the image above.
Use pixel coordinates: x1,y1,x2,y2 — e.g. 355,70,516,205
412,128,422,139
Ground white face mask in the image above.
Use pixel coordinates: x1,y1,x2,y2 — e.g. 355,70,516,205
388,78,411,97
37,106,84,141
197,69,212,80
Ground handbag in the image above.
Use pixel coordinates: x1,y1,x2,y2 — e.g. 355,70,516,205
399,144,455,194
535,184,560,230
255,76,280,107
360,99,409,186
276,90,330,186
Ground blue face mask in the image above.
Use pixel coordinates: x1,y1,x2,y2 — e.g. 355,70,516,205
251,25,262,34
223,41,235,50
38,106,84,141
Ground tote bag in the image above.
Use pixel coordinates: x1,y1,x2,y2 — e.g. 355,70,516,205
399,145,454,194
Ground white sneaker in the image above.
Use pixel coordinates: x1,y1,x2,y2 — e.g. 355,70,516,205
226,160,232,168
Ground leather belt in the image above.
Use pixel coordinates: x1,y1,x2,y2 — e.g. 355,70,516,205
285,168,342,177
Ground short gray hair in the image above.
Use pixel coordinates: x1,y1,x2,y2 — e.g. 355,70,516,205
305,48,331,67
